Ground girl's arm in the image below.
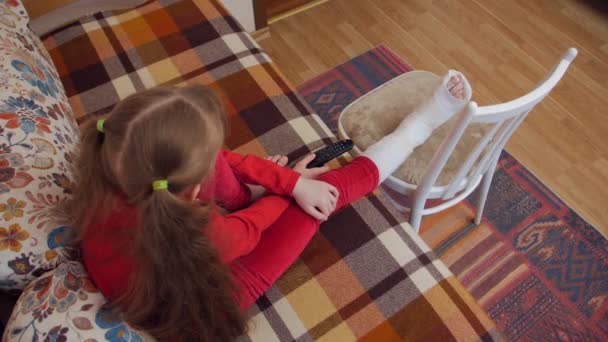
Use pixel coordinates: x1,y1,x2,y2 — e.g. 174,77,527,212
198,151,253,211
207,195,291,263
216,150,338,222
221,150,300,196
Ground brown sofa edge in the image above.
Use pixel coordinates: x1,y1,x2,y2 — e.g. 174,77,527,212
27,0,147,37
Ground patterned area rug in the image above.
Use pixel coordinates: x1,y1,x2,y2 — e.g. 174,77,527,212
297,44,608,341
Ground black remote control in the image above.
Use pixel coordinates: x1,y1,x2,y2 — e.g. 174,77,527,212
306,140,354,168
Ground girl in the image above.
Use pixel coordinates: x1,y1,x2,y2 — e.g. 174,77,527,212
64,72,470,341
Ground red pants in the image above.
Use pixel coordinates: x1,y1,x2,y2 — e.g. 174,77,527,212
228,157,379,309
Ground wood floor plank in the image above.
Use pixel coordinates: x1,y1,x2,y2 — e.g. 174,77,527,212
259,0,608,235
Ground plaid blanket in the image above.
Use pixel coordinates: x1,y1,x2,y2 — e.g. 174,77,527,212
42,0,499,340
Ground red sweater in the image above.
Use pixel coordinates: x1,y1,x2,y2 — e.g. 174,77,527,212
82,150,299,300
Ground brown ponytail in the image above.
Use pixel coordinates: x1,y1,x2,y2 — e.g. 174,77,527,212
57,113,118,232
60,85,245,341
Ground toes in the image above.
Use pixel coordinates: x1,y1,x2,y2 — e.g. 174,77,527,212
455,90,465,100
445,73,469,100
449,81,465,99
453,83,464,93
447,76,458,90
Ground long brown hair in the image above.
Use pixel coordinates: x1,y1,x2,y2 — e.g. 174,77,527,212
64,85,245,341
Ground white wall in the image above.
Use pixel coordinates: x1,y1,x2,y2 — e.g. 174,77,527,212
220,0,256,32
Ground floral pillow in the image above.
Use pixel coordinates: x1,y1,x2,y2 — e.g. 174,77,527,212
3,261,151,341
0,0,28,30
0,1,79,291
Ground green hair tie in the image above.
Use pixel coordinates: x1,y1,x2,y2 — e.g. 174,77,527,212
96,119,105,133
152,180,169,191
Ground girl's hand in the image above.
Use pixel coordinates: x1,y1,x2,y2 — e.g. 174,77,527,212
293,154,329,179
292,177,339,221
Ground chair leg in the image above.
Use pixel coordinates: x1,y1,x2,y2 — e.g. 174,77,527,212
409,193,425,233
474,162,498,225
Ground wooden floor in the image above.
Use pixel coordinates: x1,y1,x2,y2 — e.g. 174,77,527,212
258,0,608,236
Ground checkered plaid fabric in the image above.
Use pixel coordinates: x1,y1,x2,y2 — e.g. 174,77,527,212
42,0,498,340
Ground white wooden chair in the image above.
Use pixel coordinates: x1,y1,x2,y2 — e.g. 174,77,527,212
339,48,578,232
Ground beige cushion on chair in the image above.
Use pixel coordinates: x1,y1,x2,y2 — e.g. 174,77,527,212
339,71,490,186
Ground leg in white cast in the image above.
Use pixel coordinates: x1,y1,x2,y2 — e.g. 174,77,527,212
363,70,472,183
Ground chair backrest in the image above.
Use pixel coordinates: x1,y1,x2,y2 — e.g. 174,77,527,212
416,48,578,203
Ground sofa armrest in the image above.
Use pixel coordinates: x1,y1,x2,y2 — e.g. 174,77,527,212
27,0,146,36
4,262,152,341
